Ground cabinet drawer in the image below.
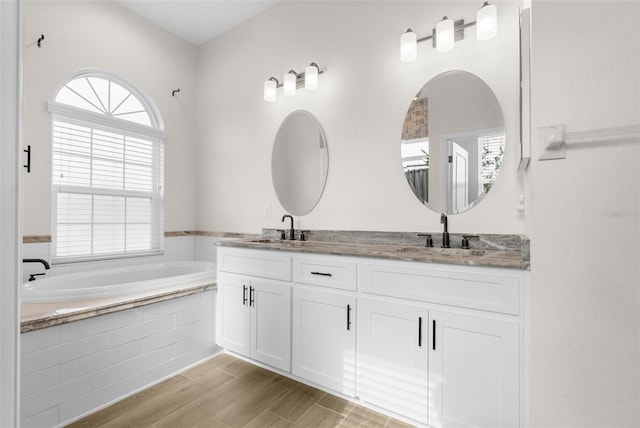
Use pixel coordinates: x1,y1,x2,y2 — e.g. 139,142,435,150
359,261,521,315
218,247,291,281
293,256,357,291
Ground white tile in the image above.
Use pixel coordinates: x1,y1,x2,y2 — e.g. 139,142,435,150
21,334,107,375
145,344,175,368
141,347,214,385
21,384,61,419
57,352,147,405
21,366,59,397
22,243,50,260
107,315,173,347
21,326,60,354
20,406,58,428
164,236,195,261
60,308,143,343
175,302,211,326
142,317,211,353
58,374,142,426
67,259,123,274
142,293,201,320
59,340,143,383
174,332,214,357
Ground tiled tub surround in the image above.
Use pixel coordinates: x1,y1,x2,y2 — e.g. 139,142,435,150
20,290,220,428
20,234,227,427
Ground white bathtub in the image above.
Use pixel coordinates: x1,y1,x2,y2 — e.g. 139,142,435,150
22,261,217,303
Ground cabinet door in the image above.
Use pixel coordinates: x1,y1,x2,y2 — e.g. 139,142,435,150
217,272,251,356
429,311,520,428
292,287,356,396
250,278,291,372
358,298,428,423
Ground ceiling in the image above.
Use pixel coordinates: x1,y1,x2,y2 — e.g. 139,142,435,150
114,0,280,46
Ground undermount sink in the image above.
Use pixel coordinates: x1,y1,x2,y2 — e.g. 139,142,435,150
394,246,486,256
247,239,306,246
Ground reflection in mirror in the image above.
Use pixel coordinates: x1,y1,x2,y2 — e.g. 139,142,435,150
272,110,328,216
401,70,504,214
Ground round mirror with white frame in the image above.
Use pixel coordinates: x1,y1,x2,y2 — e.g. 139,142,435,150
401,70,505,214
272,110,329,216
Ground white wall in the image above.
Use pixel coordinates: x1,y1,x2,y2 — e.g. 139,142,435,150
23,0,198,235
528,1,640,426
195,0,524,235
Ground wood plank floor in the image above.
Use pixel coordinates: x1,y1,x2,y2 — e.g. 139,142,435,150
66,353,416,428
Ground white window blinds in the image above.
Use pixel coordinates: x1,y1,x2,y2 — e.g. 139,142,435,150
479,132,505,189
52,120,164,262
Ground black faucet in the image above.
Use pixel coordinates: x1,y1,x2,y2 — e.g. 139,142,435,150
281,214,295,240
440,213,450,248
23,258,50,281
23,258,50,270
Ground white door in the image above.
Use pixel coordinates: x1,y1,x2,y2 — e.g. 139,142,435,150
429,311,520,428
450,142,469,213
250,278,291,371
358,298,429,424
217,273,251,356
292,287,356,396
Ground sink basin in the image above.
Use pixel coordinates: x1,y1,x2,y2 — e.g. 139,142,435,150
246,239,306,246
395,246,426,253
247,239,281,244
394,246,486,256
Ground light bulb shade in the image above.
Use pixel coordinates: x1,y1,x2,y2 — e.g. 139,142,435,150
264,79,277,102
284,71,297,96
305,64,319,90
400,29,417,62
436,17,455,52
477,2,497,41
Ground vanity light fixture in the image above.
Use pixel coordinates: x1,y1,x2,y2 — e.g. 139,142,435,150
284,70,297,96
435,16,455,52
476,2,498,41
400,1,498,62
304,63,320,90
263,63,324,102
264,77,279,102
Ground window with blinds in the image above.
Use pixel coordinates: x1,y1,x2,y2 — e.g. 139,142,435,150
50,72,165,263
479,132,505,192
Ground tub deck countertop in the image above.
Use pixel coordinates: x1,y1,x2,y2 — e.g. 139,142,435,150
21,281,216,333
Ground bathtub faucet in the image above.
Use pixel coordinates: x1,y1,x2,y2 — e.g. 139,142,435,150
23,258,51,270
23,258,50,281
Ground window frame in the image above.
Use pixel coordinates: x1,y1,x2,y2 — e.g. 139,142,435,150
48,70,166,264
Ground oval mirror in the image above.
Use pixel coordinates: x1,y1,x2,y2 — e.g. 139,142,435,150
401,70,505,214
272,110,329,216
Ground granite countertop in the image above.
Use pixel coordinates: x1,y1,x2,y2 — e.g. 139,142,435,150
21,282,216,333
218,234,530,270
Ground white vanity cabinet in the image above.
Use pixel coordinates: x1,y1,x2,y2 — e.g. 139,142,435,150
217,245,527,428
358,260,525,428
291,255,358,397
358,297,429,422
217,249,292,372
428,310,520,428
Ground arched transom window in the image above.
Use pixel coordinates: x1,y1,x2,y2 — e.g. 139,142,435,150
48,71,165,262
